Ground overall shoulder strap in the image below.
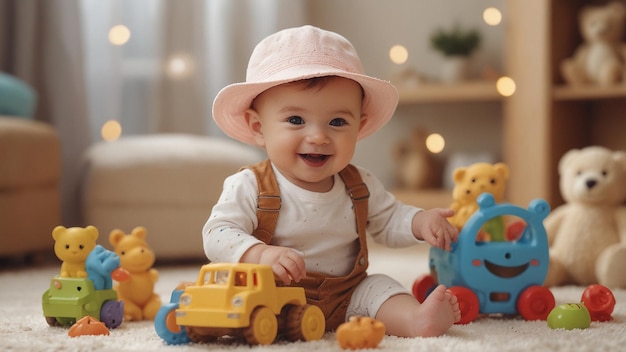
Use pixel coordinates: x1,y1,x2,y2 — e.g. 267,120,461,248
245,159,280,244
338,164,369,235
247,161,369,243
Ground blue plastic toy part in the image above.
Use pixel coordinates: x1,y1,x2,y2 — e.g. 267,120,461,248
425,193,554,321
86,244,121,290
154,289,190,345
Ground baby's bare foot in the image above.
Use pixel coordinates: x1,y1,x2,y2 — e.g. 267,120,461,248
412,285,460,337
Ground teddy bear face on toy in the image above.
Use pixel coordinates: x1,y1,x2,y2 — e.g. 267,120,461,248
451,162,509,205
448,162,509,231
52,225,99,278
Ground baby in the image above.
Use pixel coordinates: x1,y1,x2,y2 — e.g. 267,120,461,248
204,25,460,337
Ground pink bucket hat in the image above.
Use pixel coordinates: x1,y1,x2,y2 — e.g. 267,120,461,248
212,25,399,145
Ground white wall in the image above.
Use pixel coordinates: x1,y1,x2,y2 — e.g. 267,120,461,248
308,0,505,188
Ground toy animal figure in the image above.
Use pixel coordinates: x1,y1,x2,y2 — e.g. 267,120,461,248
447,162,509,239
86,244,129,290
544,146,626,289
561,2,626,86
109,226,161,321
52,225,99,278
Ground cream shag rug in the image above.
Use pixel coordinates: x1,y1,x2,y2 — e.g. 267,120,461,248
1,243,625,352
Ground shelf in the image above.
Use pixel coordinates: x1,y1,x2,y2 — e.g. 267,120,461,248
553,85,626,101
391,188,452,209
398,81,502,104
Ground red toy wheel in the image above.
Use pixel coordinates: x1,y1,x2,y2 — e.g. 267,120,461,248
581,284,615,322
449,286,479,324
517,285,555,320
412,275,436,303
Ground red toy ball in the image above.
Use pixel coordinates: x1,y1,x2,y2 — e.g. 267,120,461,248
581,284,615,322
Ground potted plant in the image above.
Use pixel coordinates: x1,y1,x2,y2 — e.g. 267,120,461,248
430,25,481,83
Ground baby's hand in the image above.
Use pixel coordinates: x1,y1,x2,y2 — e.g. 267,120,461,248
241,243,306,284
412,208,459,251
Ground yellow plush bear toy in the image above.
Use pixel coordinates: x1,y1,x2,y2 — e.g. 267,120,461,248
448,162,509,238
52,225,99,278
109,226,161,321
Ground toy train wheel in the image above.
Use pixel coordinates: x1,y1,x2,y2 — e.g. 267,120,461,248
517,285,555,321
244,306,278,345
100,300,124,329
412,275,437,303
154,302,190,345
449,286,479,324
285,304,325,342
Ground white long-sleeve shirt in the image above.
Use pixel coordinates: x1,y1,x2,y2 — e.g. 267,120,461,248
203,163,422,276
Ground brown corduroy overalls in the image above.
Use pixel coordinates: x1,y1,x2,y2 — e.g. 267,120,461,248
246,159,370,331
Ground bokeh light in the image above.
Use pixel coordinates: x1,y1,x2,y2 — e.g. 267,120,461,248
108,25,131,46
166,55,193,79
389,45,409,65
101,120,122,141
426,133,445,154
496,76,516,97
483,7,502,26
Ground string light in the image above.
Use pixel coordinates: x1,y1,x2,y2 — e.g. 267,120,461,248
483,7,502,26
108,25,131,46
496,76,516,97
426,133,445,154
389,45,409,65
101,120,122,141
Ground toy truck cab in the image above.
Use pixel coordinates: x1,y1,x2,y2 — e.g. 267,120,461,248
413,193,555,324
42,277,123,329
155,263,325,345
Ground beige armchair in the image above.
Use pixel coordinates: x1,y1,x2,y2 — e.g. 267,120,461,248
0,116,61,258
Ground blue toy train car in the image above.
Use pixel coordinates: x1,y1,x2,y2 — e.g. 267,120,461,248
413,193,555,324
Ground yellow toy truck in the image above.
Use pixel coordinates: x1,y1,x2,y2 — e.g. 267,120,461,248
154,263,325,345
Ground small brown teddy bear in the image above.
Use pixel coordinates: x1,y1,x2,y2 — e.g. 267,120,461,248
336,316,385,350
393,127,439,190
448,162,509,234
544,146,626,289
561,1,626,86
109,226,161,320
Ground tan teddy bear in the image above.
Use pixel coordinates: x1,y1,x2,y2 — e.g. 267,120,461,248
544,146,626,289
109,226,161,320
561,1,626,86
393,127,439,190
448,162,509,237
52,225,98,278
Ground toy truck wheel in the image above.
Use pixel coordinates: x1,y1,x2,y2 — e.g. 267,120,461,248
45,316,62,327
284,304,325,342
100,300,124,329
412,274,437,303
517,285,555,321
449,286,479,324
154,302,190,345
244,306,278,345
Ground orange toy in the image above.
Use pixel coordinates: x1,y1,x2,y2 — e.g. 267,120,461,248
109,226,161,321
68,316,110,337
336,316,385,350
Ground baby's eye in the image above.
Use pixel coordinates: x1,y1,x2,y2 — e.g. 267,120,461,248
287,116,304,125
329,118,348,127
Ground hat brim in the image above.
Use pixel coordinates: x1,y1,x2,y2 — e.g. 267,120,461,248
212,69,399,145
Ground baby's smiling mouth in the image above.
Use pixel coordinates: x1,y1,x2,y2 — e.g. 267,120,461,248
300,154,329,164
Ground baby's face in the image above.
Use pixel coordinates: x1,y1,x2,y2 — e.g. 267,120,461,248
247,76,365,192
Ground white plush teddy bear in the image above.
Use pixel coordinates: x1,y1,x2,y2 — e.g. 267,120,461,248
544,146,626,288
561,1,626,86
